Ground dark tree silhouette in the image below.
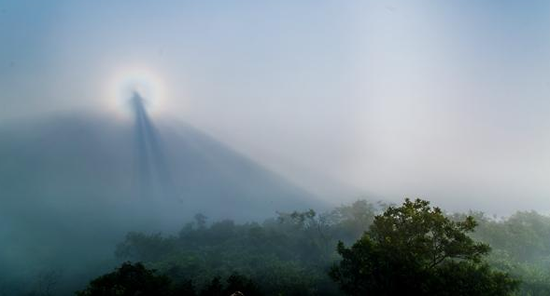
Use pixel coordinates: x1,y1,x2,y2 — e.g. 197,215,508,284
75,262,171,296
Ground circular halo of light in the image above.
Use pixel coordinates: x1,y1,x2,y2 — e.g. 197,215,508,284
106,67,166,118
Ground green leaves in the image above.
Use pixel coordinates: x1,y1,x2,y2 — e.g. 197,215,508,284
330,198,518,296
369,198,490,269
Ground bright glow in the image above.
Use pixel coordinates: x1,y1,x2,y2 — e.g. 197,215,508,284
105,66,167,118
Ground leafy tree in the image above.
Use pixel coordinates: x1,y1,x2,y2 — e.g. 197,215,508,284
431,262,521,296
75,262,172,296
77,262,267,296
276,209,333,262
194,213,208,230
326,200,377,244
115,232,175,262
172,279,196,296
197,273,263,296
471,211,550,262
199,276,223,296
330,198,519,295
106,200,379,295
224,273,263,296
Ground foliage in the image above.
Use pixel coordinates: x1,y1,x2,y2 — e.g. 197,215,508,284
76,198,550,295
463,211,550,295
430,262,520,296
111,201,379,296
76,262,263,296
75,262,171,296
329,198,519,295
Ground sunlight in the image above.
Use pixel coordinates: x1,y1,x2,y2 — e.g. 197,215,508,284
105,66,167,118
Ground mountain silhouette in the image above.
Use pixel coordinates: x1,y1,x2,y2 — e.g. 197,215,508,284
0,110,317,277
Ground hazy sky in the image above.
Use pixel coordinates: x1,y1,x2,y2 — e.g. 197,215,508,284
2,0,550,214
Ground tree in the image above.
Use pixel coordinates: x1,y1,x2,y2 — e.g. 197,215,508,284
194,213,208,229
172,279,197,296
224,273,263,296
199,276,223,296
326,200,377,244
276,209,333,262
75,262,172,296
329,198,519,295
115,232,175,262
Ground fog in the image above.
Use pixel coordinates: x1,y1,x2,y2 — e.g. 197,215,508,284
2,1,550,295
2,1,550,213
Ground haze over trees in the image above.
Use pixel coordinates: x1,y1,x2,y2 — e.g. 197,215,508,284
2,193,550,295
73,199,533,296
0,99,545,296
3,1,550,295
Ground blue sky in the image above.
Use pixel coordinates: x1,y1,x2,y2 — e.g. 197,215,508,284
2,0,550,213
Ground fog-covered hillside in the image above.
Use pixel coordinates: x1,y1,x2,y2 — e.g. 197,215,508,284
0,111,317,290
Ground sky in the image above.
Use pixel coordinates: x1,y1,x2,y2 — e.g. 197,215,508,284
1,0,550,214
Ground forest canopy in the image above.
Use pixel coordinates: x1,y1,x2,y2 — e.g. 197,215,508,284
72,198,550,296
